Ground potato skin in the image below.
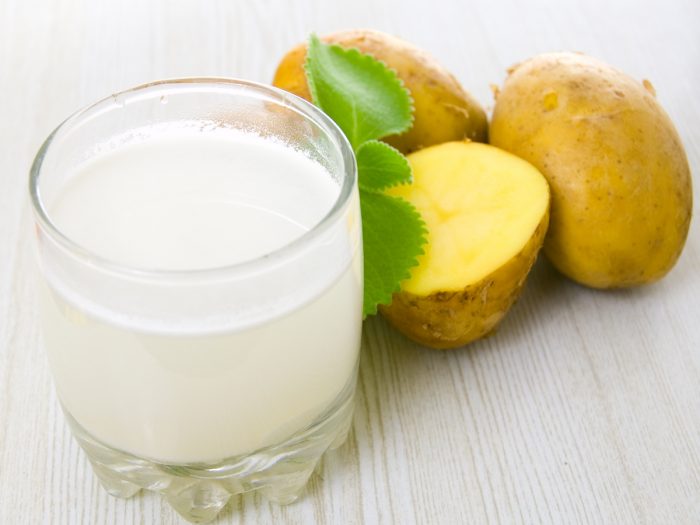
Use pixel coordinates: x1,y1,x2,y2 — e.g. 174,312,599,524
273,29,488,153
380,211,549,349
490,52,693,288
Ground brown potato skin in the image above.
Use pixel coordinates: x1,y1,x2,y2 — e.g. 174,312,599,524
272,29,488,153
490,52,693,288
380,211,549,349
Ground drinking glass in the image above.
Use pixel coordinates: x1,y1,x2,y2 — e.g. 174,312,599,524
29,79,362,523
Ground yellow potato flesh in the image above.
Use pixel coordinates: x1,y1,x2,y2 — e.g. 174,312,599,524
389,142,549,296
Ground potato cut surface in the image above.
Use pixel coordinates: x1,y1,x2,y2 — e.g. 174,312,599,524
389,142,549,296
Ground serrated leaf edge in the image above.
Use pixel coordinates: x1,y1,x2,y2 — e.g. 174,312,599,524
356,140,413,194
304,34,427,318
304,34,415,141
360,191,428,317
326,44,415,139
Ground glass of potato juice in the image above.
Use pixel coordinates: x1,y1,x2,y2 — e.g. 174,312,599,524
29,79,362,523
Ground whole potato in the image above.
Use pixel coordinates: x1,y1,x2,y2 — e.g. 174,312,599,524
490,52,692,288
273,29,488,153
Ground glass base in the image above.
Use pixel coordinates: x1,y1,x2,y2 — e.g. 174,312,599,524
64,372,357,523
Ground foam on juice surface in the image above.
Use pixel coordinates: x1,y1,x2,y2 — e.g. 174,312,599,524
49,127,340,270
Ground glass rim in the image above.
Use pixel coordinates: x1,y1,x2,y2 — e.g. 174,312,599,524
29,77,357,282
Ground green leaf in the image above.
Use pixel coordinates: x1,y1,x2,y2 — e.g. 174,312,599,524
360,191,426,317
357,140,412,193
303,34,427,317
305,34,413,149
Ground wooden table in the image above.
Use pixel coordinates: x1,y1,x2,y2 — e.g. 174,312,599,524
1,0,698,523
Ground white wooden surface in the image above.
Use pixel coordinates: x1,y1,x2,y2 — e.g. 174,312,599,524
1,0,699,523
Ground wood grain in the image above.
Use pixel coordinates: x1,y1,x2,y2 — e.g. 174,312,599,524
1,0,699,523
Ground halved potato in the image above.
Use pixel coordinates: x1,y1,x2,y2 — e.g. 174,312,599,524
380,141,550,349
272,29,488,153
